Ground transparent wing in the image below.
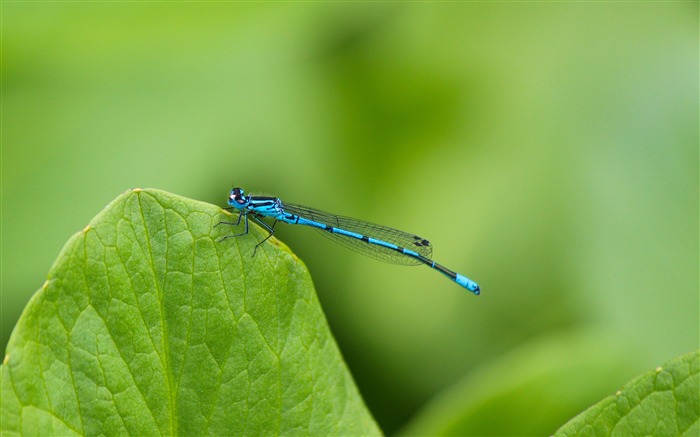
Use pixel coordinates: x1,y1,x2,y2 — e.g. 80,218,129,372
281,202,432,266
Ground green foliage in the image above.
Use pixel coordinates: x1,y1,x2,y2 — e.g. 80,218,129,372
1,189,380,436
3,3,698,434
400,332,640,436
555,350,699,437
402,346,699,437
0,188,697,437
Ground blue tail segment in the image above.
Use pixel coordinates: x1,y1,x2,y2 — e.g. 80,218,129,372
456,274,480,295
217,187,480,295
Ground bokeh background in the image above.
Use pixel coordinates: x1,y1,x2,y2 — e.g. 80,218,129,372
3,3,698,435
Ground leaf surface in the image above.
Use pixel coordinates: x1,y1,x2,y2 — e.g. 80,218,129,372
554,350,699,437
1,189,380,436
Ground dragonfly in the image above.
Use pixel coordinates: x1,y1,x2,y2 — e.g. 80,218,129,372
217,187,480,295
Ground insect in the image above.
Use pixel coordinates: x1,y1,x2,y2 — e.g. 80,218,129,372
217,187,480,295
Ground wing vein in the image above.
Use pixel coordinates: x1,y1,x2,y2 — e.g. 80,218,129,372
280,202,432,265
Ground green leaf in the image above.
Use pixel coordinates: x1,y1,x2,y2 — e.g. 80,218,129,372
1,189,380,436
554,350,699,437
399,331,641,436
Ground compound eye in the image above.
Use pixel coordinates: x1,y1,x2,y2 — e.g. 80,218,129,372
231,188,246,204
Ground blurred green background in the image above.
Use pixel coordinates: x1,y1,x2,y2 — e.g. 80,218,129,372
3,3,698,435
